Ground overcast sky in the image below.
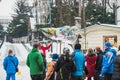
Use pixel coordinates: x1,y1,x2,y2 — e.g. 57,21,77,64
0,0,15,18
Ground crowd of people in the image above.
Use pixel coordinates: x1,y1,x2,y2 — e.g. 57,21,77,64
2,41,120,80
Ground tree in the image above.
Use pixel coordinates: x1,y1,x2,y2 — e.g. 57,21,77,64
7,0,31,38
107,0,120,24
85,3,115,26
50,0,78,27
0,24,4,39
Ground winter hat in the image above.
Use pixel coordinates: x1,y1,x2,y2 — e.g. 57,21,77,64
52,53,58,61
104,42,112,48
63,47,70,54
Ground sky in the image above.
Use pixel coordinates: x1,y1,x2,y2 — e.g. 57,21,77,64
0,0,15,18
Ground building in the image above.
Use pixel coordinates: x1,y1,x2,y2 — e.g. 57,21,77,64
79,24,120,50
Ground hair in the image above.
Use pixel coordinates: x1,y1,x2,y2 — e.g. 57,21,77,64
88,48,93,53
96,46,101,51
33,43,38,49
74,44,81,50
8,49,13,54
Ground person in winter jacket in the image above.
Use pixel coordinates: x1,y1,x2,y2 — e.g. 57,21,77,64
112,45,120,80
99,41,117,80
26,43,44,80
38,41,52,79
46,53,58,80
85,48,97,80
38,41,52,57
54,47,76,80
71,44,85,80
3,49,19,80
94,46,103,80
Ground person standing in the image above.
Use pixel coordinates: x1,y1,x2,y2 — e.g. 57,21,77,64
85,48,97,80
26,43,44,80
54,47,76,80
71,44,85,80
38,41,52,57
112,45,120,80
46,53,58,80
3,49,19,80
99,42,116,80
94,46,103,80
38,41,52,79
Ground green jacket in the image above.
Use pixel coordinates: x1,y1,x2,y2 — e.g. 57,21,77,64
26,47,44,75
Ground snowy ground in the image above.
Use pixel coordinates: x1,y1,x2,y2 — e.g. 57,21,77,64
0,42,31,80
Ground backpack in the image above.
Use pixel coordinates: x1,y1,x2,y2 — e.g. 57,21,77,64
58,55,76,80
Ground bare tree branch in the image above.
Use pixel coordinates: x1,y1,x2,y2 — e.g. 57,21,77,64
107,0,113,9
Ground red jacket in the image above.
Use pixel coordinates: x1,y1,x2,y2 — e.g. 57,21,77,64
85,53,97,77
38,43,51,56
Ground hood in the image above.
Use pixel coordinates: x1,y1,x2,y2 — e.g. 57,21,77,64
104,42,112,48
31,47,38,53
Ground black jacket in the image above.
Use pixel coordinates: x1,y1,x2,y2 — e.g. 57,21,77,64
95,50,103,72
112,55,120,80
54,54,76,80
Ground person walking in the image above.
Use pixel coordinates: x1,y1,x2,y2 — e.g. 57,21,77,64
94,46,103,80
71,44,85,80
112,45,120,80
85,48,97,80
99,42,117,80
3,49,19,80
26,43,44,80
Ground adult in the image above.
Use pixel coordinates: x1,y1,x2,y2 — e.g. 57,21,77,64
94,46,103,80
85,48,97,80
99,41,116,80
38,41,52,57
3,49,19,80
54,47,76,80
112,45,120,80
38,41,52,79
26,43,44,80
71,44,85,80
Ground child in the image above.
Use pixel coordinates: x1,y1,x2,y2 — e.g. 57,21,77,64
46,53,58,80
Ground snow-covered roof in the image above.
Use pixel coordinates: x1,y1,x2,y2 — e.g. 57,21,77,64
100,24,120,28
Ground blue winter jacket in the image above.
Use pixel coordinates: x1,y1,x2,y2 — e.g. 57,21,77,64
100,48,116,75
3,55,19,74
72,49,85,76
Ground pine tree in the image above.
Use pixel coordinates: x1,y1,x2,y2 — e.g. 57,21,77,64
7,0,31,38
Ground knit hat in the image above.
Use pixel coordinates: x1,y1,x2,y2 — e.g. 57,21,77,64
63,47,70,54
104,42,112,48
52,53,58,61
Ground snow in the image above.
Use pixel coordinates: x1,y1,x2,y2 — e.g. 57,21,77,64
0,42,31,80
0,42,89,80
